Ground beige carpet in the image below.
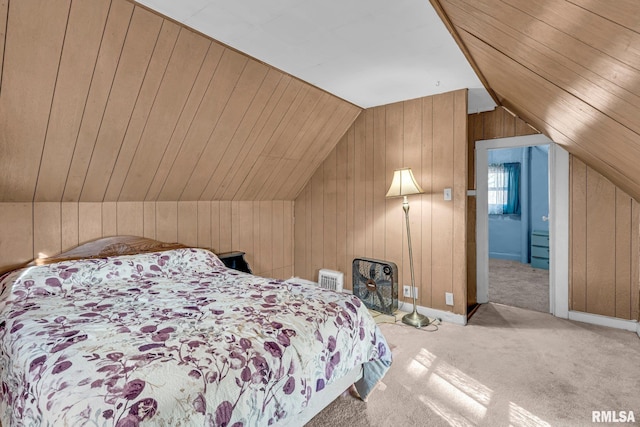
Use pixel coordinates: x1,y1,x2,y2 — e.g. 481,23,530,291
489,259,549,313
307,303,640,426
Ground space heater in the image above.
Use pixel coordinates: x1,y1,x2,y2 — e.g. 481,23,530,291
317,269,344,292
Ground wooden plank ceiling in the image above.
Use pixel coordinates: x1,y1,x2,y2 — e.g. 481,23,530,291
0,0,361,203
437,0,640,201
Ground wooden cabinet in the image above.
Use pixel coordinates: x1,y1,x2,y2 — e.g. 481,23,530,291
217,251,252,273
530,230,549,270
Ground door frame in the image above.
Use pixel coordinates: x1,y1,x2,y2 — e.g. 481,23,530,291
475,134,569,318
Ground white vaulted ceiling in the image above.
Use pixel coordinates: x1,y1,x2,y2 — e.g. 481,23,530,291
134,0,496,112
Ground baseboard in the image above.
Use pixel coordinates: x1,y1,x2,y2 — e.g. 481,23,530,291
489,253,521,262
396,300,467,325
568,311,638,333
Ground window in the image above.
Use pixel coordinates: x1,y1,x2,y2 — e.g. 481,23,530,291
488,162,521,215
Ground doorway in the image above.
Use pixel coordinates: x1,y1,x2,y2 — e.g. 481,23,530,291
486,144,549,312
476,134,569,318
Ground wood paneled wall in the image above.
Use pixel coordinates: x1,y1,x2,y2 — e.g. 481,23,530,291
294,90,468,315
570,158,640,321
0,201,294,280
0,0,360,203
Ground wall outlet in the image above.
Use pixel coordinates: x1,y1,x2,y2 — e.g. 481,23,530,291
403,285,418,298
445,292,454,306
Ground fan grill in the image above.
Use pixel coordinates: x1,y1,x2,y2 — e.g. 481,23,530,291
352,258,398,315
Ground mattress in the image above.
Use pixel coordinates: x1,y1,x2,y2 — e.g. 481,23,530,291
0,248,391,426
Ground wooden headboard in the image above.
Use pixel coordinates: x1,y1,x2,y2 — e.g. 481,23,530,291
27,236,188,267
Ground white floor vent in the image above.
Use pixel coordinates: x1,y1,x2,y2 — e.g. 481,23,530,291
318,269,344,292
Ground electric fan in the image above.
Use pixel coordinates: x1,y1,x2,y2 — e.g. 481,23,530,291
352,257,398,315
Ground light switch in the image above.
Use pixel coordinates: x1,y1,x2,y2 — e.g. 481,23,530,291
444,188,452,201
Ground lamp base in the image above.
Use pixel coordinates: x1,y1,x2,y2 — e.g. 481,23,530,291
402,310,431,328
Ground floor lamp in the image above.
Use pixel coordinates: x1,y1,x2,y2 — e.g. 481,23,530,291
386,168,431,328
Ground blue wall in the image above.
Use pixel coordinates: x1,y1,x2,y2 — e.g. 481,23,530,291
529,145,549,234
488,145,549,263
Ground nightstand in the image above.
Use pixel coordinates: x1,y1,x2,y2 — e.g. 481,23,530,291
217,251,252,273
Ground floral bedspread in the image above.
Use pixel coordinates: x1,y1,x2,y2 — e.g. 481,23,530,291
0,248,391,426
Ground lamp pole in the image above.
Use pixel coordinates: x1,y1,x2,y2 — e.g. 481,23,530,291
401,195,430,328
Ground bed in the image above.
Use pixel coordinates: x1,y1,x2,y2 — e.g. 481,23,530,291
0,237,391,426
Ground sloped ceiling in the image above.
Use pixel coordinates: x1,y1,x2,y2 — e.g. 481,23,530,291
0,0,360,203
437,0,640,201
7,1,637,206
135,0,496,111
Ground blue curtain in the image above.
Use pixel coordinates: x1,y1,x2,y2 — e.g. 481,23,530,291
504,162,520,214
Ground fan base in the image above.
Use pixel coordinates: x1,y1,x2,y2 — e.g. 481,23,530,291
402,310,431,328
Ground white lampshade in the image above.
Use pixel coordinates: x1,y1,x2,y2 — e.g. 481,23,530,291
386,168,423,198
